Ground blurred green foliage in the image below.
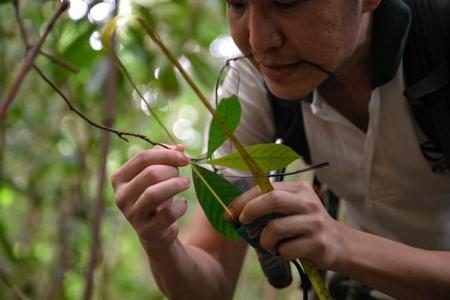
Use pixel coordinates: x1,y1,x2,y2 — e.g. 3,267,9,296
0,1,303,299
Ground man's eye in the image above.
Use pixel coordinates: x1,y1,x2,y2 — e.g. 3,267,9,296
273,0,300,9
226,1,245,11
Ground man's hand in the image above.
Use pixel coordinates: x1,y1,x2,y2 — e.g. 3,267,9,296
110,144,191,256
229,180,346,269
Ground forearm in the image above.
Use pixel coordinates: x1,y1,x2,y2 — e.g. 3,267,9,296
144,239,235,300
334,225,450,299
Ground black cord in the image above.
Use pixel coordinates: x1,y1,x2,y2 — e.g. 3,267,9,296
291,259,311,300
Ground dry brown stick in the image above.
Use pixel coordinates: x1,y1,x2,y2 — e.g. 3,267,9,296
82,47,118,300
0,0,69,120
47,185,77,300
48,145,87,300
32,66,168,148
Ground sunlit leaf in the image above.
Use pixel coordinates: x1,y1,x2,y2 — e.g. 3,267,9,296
206,144,301,172
207,95,241,158
0,187,14,207
101,16,127,51
191,163,240,240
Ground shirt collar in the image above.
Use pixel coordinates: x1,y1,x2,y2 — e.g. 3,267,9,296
371,0,412,88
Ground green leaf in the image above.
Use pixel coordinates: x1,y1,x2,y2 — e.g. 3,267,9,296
191,163,240,239
206,144,301,172
0,0,11,4
207,95,241,158
0,187,14,207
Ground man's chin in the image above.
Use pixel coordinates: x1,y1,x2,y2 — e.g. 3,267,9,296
266,83,312,101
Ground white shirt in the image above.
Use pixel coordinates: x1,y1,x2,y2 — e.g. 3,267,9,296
217,58,450,250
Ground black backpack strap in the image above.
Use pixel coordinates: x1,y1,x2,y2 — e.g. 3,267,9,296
267,91,312,165
403,0,450,172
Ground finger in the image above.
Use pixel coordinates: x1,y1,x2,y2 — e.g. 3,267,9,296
111,148,190,188
174,144,185,152
259,215,317,254
239,189,314,224
139,221,180,250
228,181,310,220
116,165,179,209
129,176,191,222
277,236,332,269
139,200,188,241
227,185,263,220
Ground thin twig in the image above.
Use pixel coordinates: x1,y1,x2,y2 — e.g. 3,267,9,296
113,54,177,144
215,162,331,179
12,0,30,48
32,66,168,148
0,0,69,120
0,268,29,300
39,50,80,73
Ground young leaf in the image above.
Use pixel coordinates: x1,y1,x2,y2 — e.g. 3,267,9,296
207,95,241,158
206,143,301,172
191,163,240,240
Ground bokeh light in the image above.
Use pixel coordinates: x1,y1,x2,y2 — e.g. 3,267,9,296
89,31,103,51
209,35,240,58
68,0,88,20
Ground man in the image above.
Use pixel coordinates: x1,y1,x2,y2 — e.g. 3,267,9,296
110,0,450,299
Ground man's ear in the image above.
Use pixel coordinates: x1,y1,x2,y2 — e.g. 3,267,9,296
361,0,382,13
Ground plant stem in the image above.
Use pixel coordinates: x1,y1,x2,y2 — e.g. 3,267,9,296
138,18,272,193
191,164,235,221
114,56,176,144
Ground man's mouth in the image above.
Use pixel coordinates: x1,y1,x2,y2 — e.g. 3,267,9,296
258,61,302,81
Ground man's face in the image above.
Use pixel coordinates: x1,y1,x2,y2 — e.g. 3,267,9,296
226,0,367,100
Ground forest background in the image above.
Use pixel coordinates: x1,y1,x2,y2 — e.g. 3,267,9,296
0,0,303,299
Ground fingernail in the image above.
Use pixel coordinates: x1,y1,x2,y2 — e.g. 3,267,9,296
238,212,247,224
180,176,191,188
178,153,189,164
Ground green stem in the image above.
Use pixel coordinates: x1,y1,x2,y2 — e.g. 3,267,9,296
191,164,235,221
138,18,272,193
113,55,177,144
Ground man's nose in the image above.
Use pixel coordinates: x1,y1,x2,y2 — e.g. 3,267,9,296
248,11,283,57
